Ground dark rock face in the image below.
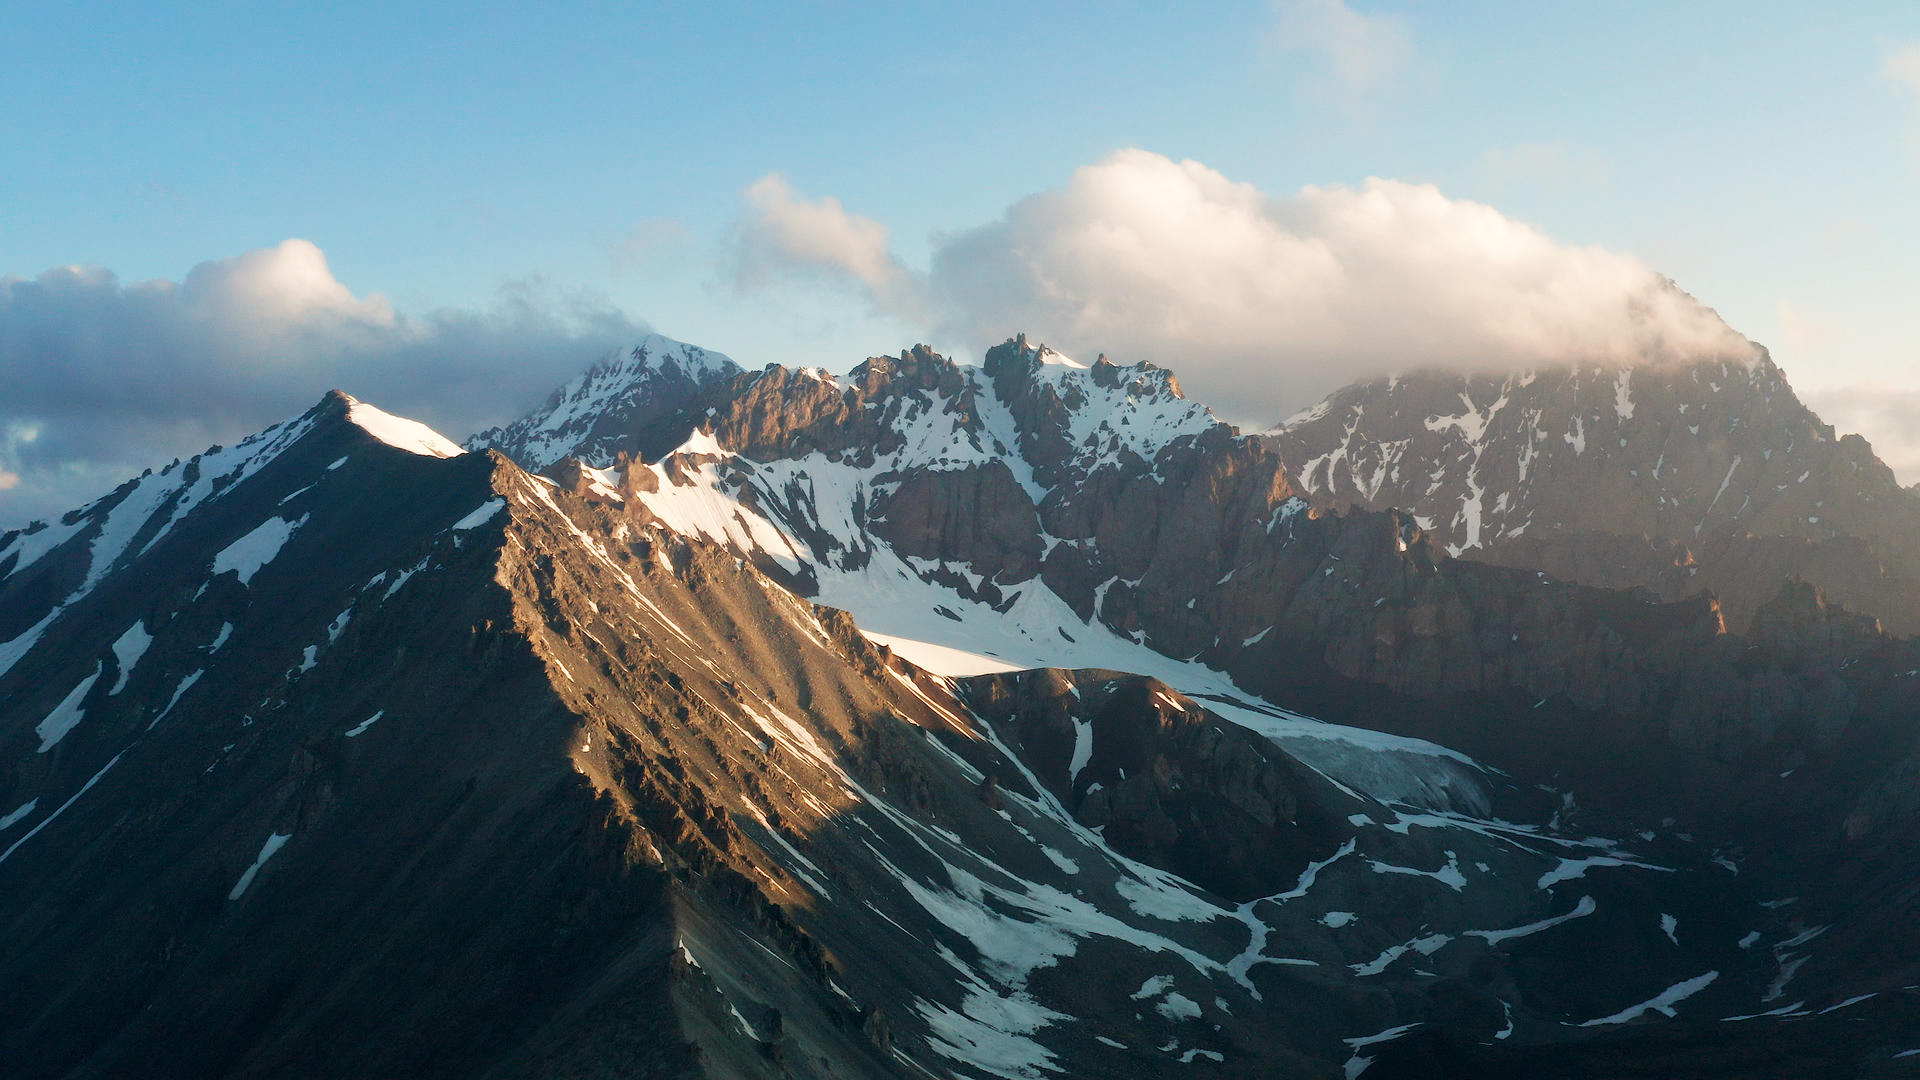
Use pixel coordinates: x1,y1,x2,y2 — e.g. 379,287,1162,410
870,463,1043,585
1269,354,1920,635
963,670,1356,901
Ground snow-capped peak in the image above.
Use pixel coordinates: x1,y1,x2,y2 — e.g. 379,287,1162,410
341,396,465,458
465,334,744,472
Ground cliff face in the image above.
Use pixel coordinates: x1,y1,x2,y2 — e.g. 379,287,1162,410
1267,355,1920,635
533,337,1898,772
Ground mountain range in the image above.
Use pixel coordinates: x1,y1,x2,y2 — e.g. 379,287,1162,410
4,332,1919,1078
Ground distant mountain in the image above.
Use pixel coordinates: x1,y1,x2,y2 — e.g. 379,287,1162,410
6,341,1920,1077
466,333,741,473
1268,353,1920,635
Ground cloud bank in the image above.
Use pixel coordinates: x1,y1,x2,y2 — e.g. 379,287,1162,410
736,150,1754,423
1,239,648,528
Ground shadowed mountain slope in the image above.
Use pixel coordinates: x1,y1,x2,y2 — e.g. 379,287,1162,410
1267,354,1920,636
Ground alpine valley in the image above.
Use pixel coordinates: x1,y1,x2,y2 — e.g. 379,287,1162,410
5,332,1920,1079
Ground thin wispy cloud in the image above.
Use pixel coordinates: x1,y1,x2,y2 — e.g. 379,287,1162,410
0,240,650,528
1479,141,1613,190
732,174,921,315
612,218,695,269
1887,41,1920,96
1267,0,1412,96
1889,40,1920,155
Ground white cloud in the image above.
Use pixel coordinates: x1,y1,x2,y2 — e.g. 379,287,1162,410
734,173,919,312
1,241,651,528
179,239,396,334
726,150,1754,423
922,149,1753,421
1268,0,1411,95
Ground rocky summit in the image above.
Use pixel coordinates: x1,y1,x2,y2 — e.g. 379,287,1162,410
5,336,1920,1079
1268,352,1920,636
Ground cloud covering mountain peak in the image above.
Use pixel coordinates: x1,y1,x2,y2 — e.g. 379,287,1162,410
0,241,648,528
736,149,1756,423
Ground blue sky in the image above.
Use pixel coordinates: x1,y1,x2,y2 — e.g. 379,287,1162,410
3,2,1919,524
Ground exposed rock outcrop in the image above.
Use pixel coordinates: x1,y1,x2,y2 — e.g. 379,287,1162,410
1269,354,1920,635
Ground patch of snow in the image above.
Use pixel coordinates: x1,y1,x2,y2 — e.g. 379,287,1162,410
1343,1023,1421,1079
1156,992,1201,1022
228,831,293,899
0,799,38,831
0,749,127,866
344,710,384,737
109,621,152,694
1132,975,1175,1000
863,631,1025,675
36,662,103,751
147,670,203,729
1721,1002,1807,1022
917,982,1065,1080
679,428,726,457
0,606,62,681
1466,895,1597,946
1579,971,1718,1026
1068,718,1094,783
1198,696,1493,815
1537,854,1670,889
1366,851,1468,891
345,399,464,457
1818,993,1875,1015
213,514,308,586
1352,934,1453,976
450,498,506,531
